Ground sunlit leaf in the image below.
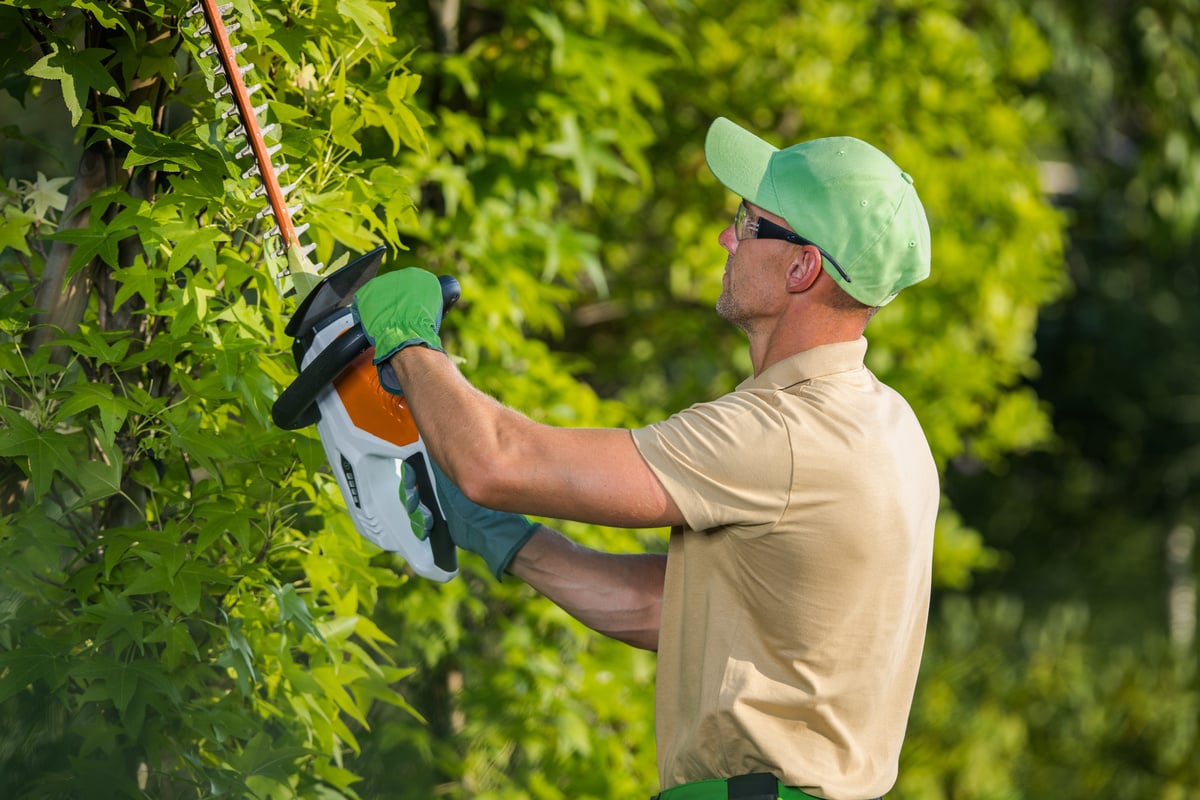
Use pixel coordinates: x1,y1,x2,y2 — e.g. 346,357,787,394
25,44,121,125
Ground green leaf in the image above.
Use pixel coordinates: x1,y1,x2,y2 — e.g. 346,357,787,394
167,560,232,615
0,203,36,255
168,225,226,273
163,543,187,580
310,664,369,727
145,619,201,671
72,453,123,507
53,381,130,442
235,732,313,781
218,616,256,696
147,561,231,618
110,256,160,308
122,559,171,597
57,324,133,364
393,100,427,154
74,1,133,32
71,657,177,717
82,589,144,650
0,406,79,499
0,634,71,703
22,171,72,222
168,566,202,614
102,532,137,580
328,101,363,154
45,223,121,275
196,505,253,552
271,583,325,642
26,44,121,125
122,121,204,171
335,0,391,44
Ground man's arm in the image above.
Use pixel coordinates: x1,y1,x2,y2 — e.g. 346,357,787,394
511,526,666,651
424,459,665,649
390,345,686,529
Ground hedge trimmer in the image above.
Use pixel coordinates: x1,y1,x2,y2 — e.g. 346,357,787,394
187,0,459,581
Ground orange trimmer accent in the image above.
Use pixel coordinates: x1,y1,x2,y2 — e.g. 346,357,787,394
335,350,420,447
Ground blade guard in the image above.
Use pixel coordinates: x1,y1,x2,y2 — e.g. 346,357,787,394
302,308,458,582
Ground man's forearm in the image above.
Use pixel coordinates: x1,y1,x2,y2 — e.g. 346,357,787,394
390,348,669,650
510,526,665,651
388,346,526,500
389,346,686,528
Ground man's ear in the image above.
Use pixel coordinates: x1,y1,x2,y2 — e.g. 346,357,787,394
784,245,824,294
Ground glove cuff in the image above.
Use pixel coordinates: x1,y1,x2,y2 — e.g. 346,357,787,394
370,335,444,397
490,520,540,582
370,333,444,363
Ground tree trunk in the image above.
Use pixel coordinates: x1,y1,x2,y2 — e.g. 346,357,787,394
25,140,115,358
1166,523,1196,649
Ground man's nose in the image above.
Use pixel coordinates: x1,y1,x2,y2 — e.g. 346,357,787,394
719,223,738,254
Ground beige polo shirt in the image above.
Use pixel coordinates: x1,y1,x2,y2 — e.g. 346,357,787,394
631,338,938,800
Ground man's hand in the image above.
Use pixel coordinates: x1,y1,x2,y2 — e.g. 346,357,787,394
429,460,539,580
353,267,445,363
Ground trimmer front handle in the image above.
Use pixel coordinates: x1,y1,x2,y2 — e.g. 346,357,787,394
273,278,460,431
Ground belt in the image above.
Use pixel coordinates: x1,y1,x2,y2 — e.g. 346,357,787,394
652,773,823,800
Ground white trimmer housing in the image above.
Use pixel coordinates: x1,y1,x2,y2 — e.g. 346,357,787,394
303,308,458,583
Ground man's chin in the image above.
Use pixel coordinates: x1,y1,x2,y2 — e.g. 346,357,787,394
715,293,733,323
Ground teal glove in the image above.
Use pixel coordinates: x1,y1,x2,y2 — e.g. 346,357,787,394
429,460,539,581
353,268,445,364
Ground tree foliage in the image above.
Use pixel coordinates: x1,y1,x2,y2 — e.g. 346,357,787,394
904,596,1199,798
927,0,1200,795
1,0,434,796
947,0,1200,645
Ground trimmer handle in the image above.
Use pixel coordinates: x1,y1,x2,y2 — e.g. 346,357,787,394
272,275,460,431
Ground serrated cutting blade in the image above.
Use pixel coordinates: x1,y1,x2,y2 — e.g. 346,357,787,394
188,0,323,297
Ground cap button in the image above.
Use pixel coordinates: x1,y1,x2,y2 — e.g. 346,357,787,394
900,171,914,185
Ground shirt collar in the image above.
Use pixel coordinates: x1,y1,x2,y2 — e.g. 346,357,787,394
736,337,869,392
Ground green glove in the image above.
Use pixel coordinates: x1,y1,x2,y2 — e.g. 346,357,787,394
429,460,539,581
352,268,445,364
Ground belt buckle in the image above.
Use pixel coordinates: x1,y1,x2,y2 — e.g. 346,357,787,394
726,773,778,800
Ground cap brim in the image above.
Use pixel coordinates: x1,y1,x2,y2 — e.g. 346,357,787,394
704,117,778,208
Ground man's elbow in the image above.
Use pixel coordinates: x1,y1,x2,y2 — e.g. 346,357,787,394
450,448,526,513
612,626,660,652
438,417,553,514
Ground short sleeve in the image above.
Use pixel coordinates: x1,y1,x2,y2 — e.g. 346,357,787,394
631,391,792,534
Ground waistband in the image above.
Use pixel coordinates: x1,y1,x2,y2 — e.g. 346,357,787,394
652,773,823,800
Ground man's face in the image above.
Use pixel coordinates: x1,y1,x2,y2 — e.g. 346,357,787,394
715,202,795,330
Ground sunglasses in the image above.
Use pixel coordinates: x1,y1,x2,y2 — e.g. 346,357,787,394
734,201,852,284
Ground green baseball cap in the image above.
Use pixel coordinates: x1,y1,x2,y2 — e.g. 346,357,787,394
705,117,931,307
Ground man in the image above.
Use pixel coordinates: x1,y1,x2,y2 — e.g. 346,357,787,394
353,117,938,800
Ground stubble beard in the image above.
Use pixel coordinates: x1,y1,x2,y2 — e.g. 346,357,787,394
715,289,734,323
715,284,751,332
716,255,750,331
